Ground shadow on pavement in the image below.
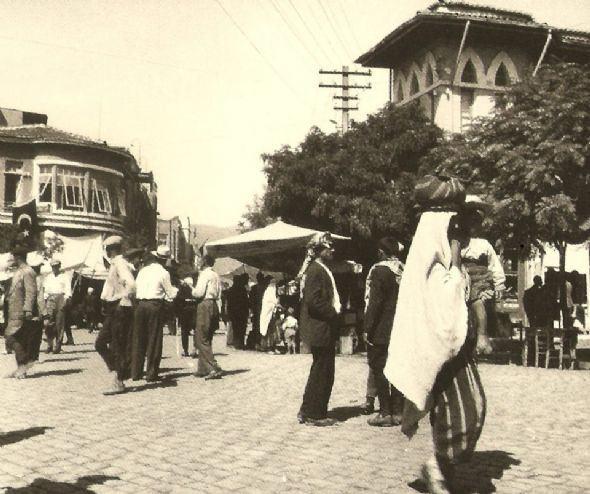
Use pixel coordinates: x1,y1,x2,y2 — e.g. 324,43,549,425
62,348,96,354
408,450,521,494
43,357,87,363
0,427,53,447
222,368,250,377
456,450,521,493
130,377,179,393
27,369,83,379
328,406,364,422
3,474,119,493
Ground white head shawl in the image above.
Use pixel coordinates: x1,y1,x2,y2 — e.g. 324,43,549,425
383,211,469,412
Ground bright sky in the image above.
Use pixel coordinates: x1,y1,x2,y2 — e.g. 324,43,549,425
1,0,589,227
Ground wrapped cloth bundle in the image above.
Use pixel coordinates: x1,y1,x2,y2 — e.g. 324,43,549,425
414,174,466,211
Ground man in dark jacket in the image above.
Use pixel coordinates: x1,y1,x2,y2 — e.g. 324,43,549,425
298,233,341,427
364,237,404,427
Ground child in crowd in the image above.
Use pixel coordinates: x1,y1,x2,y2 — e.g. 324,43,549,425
282,307,298,354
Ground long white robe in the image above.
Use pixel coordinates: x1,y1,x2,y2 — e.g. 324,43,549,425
384,211,469,412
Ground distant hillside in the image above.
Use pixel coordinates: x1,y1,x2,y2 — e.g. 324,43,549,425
190,224,242,276
190,224,238,248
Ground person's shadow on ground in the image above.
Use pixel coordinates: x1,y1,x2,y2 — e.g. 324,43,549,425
3,474,119,493
456,450,521,493
27,369,83,379
0,427,53,447
328,406,365,422
222,368,250,377
408,450,520,494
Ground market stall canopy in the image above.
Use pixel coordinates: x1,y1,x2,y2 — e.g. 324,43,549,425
205,221,350,274
43,230,109,279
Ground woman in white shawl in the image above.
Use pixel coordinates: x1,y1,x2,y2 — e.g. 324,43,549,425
384,175,486,494
259,277,280,352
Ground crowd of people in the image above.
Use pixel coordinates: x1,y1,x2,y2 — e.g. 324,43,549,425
2,174,551,493
295,175,502,493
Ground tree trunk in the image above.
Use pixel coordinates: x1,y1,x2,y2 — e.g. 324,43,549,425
557,242,569,327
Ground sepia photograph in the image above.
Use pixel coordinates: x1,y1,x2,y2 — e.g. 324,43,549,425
0,0,589,492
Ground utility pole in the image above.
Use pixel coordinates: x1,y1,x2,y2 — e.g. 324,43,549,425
319,66,371,134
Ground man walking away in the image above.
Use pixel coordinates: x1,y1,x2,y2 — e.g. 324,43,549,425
177,275,197,357
192,255,223,380
364,237,404,427
4,244,37,379
43,259,71,353
298,233,341,427
132,246,178,382
523,276,551,329
98,236,137,395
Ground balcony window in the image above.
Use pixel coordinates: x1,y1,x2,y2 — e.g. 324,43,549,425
4,160,23,207
38,165,53,203
91,179,112,214
56,168,85,211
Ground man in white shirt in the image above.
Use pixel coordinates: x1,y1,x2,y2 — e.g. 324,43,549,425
43,259,72,354
192,254,223,379
98,236,138,395
131,245,178,382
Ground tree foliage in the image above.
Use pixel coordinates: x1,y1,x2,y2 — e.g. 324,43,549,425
244,103,442,258
429,62,590,321
430,63,590,254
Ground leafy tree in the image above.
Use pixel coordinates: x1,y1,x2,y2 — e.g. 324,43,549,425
430,62,590,322
246,102,442,263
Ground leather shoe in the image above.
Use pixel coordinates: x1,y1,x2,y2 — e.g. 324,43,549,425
204,370,223,380
303,417,337,427
360,397,375,415
368,413,398,427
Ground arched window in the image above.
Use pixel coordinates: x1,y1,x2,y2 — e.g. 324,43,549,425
495,62,510,86
461,60,478,83
410,73,420,95
425,65,435,87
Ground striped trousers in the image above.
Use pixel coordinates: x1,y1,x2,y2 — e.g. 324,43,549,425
430,352,486,464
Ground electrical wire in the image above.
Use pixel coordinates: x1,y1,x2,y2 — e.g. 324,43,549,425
286,0,332,65
213,0,312,108
316,0,353,61
0,34,208,74
303,0,343,63
268,0,322,66
336,0,362,53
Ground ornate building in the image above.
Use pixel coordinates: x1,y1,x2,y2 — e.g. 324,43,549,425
357,2,590,133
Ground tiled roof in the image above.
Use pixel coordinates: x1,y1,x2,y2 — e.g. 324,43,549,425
0,125,133,158
356,1,590,65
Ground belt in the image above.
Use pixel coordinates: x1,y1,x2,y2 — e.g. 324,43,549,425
138,298,164,302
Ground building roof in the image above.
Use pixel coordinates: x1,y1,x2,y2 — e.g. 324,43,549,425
0,124,136,162
356,1,590,67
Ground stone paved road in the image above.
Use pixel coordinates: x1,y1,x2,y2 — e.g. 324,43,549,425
0,330,589,493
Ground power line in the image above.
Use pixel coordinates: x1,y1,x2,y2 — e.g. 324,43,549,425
316,0,353,61
268,0,322,66
304,0,343,63
0,34,208,74
336,0,362,53
213,0,311,108
286,0,332,65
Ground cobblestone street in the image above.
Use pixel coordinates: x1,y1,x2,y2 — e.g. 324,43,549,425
1,330,589,493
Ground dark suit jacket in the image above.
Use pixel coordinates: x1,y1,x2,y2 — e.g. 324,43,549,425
300,261,338,347
364,265,399,345
6,263,37,336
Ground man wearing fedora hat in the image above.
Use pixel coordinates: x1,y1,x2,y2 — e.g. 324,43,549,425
4,244,37,379
98,235,138,395
43,258,72,353
131,245,178,382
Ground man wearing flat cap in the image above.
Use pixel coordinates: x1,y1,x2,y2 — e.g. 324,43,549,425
131,245,178,382
43,258,72,353
363,236,404,427
98,235,137,395
4,244,37,379
298,233,341,426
